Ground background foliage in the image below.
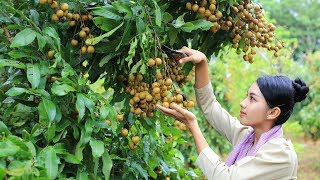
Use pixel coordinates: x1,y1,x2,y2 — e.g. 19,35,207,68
0,0,318,179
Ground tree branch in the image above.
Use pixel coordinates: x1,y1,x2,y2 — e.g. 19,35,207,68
2,24,12,43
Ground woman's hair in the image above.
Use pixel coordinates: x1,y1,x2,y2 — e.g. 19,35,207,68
256,75,309,125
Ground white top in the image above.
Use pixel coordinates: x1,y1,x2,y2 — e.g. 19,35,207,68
194,83,298,180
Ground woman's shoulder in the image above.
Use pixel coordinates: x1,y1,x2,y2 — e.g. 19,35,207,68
257,138,297,161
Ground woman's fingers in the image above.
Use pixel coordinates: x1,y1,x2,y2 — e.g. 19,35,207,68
156,104,184,120
179,56,194,64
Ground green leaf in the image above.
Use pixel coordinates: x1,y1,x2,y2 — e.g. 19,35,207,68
183,62,194,76
30,9,40,26
180,20,213,32
102,151,112,180
45,123,56,142
99,53,118,67
44,27,60,51
0,59,26,69
43,146,59,179
38,98,57,124
0,141,19,158
152,0,162,27
130,59,144,74
27,63,41,89
131,162,148,180
5,87,27,96
51,83,76,96
76,94,85,121
7,161,25,176
8,50,31,58
136,17,145,34
36,33,46,50
76,170,89,180
191,19,214,31
0,121,10,135
116,20,133,51
168,27,178,46
99,106,110,120
0,167,4,180
125,37,138,68
64,153,81,164
10,28,36,48
163,12,173,24
172,14,186,28
7,135,29,152
92,5,123,20
89,139,105,158
112,1,133,16
85,22,123,45
93,17,120,32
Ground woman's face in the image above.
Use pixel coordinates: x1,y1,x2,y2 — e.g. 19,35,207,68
239,82,270,128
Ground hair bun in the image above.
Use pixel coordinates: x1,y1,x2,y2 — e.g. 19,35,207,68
292,78,309,102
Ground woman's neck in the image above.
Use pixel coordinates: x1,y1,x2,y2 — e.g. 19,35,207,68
253,124,274,145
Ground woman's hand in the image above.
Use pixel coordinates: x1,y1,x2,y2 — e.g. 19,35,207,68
178,47,207,64
156,103,198,129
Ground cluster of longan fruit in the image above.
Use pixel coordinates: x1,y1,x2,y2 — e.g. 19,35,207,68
39,0,69,22
186,0,284,63
71,26,95,55
39,1,95,55
125,57,194,119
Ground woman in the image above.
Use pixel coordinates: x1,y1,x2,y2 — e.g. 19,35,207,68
156,47,309,179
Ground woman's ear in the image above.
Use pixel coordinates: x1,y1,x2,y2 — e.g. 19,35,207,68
266,107,281,120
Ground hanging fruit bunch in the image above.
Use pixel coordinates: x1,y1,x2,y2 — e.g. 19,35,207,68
125,54,195,119
186,0,284,63
40,0,95,56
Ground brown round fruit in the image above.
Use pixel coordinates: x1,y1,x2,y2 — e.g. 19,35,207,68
105,119,111,126
163,102,170,108
147,58,156,67
129,142,136,150
71,39,78,46
60,3,69,11
192,4,199,12
79,30,87,38
51,14,59,21
81,46,87,54
56,10,64,18
164,78,173,86
117,114,124,122
131,136,140,144
39,0,47,5
187,101,194,108
155,58,162,66
121,128,128,137
51,1,58,8
87,46,95,54
69,21,76,26
186,2,192,10
176,94,183,103
82,27,90,33
47,50,55,59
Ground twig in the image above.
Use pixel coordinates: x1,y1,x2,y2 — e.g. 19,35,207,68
2,24,12,43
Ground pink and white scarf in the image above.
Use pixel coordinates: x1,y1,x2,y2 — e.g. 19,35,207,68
225,125,283,167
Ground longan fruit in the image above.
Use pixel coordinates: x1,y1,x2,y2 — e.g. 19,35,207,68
71,39,78,46
87,46,95,54
79,30,87,38
47,50,55,59
148,58,155,67
121,128,128,137
131,136,140,144
60,3,69,11
39,0,47,5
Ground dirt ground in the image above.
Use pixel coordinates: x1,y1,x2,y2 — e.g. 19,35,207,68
295,137,320,179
